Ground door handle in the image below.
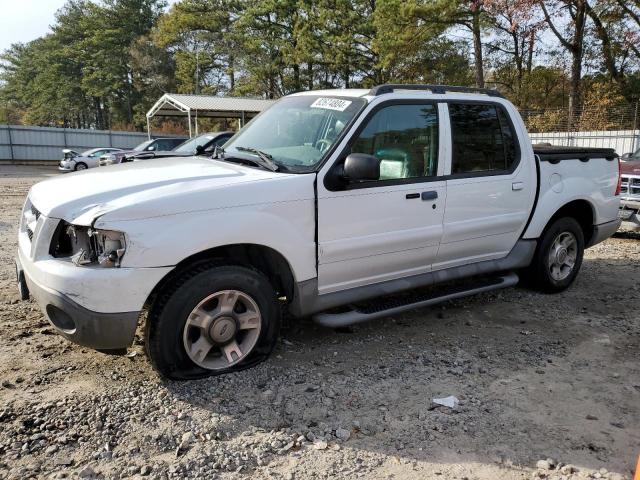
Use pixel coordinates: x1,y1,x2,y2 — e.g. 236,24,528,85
405,193,420,199
512,182,524,191
421,191,438,201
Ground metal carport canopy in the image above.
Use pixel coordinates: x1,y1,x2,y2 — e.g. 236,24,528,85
146,93,276,138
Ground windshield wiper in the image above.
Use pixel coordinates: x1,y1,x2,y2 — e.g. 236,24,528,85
233,146,280,172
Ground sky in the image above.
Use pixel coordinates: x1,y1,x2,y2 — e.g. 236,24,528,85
0,0,178,53
0,0,68,53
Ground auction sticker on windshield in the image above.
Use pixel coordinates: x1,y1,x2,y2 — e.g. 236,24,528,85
310,98,353,111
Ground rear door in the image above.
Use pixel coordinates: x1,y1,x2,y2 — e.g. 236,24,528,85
317,101,447,294
434,101,536,270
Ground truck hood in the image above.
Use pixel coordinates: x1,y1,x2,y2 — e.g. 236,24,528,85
29,156,299,225
621,160,640,175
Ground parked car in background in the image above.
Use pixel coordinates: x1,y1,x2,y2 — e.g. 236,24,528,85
126,132,234,162
99,137,188,166
620,147,640,162
58,148,124,172
17,85,621,379
618,155,640,230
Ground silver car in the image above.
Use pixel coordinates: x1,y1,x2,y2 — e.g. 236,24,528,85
59,148,124,172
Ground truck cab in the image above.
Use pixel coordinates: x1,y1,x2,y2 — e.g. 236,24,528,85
17,85,621,379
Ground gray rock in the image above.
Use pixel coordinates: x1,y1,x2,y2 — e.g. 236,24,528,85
535,460,551,470
335,428,351,441
181,432,195,445
78,466,96,479
313,440,328,450
45,445,59,454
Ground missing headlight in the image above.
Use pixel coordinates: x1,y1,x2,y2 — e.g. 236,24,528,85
50,221,126,267
91,229,126,267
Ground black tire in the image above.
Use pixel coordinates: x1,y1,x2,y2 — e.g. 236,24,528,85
75,162,88,171
145,263,280,380
527,217,584,293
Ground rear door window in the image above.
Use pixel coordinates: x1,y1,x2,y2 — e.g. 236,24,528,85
449,103,518,174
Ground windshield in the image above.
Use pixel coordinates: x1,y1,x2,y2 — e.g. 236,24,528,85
79,149,97,157
133,139,154,151
225,95,366,171
174,134,215,153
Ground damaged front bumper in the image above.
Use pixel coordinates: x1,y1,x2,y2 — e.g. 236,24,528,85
17,209,172,351
18,254,140,350
58,161,75,172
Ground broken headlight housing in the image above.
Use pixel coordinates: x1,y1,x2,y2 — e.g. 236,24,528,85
50,222,126,268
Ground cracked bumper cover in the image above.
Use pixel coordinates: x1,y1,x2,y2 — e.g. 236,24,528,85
16,243,171,350
20,260,140,350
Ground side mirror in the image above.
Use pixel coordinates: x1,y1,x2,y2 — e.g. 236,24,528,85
195,145,205,155
343,153,380,182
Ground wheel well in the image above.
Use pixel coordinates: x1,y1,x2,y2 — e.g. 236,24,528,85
547,200,594,244
145,244,296,308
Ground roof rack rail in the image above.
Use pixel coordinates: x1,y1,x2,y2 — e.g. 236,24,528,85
368,84,504,98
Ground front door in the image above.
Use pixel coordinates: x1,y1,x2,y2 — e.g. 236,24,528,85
434,102,536,270
317,101,447,295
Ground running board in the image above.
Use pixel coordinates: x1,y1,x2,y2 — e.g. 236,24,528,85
312,272,519,328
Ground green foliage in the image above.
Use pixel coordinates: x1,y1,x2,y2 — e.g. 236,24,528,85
0,0,638,130
1,0,166,129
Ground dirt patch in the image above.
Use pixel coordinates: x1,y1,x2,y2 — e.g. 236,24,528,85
0,165,638,480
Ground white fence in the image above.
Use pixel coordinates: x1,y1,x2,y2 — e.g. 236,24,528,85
0,125,152,162
529,129,640,156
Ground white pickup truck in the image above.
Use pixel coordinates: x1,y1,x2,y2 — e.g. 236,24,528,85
16,85,621,379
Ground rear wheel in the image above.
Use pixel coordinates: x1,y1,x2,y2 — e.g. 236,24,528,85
528,217,584,293
145,264,280,379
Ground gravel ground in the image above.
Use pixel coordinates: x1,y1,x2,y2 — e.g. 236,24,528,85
0,165,638,480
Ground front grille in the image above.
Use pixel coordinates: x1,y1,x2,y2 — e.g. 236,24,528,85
621,175,640,199
22,201,41,245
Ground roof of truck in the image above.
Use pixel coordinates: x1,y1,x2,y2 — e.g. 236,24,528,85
291,89,371,98
290,85,505,100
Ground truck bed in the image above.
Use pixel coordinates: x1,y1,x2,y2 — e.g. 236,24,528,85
533,144,617,162
523,144,620,240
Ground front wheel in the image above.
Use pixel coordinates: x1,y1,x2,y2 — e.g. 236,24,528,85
145,264,280,379
74,162,88,171
527,217,584,293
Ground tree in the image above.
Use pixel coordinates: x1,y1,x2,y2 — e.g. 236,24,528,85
374,1,473,85
583,0,640,101
154,0,240,95
539,0,588,125
411,0,489,88
484,0,542,107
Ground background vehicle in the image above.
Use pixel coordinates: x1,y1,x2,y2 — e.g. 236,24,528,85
99,137,188,166
125,132,233,162
58,148,123,172
620,147,640,161
17,85,620,380
618,157,640,230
